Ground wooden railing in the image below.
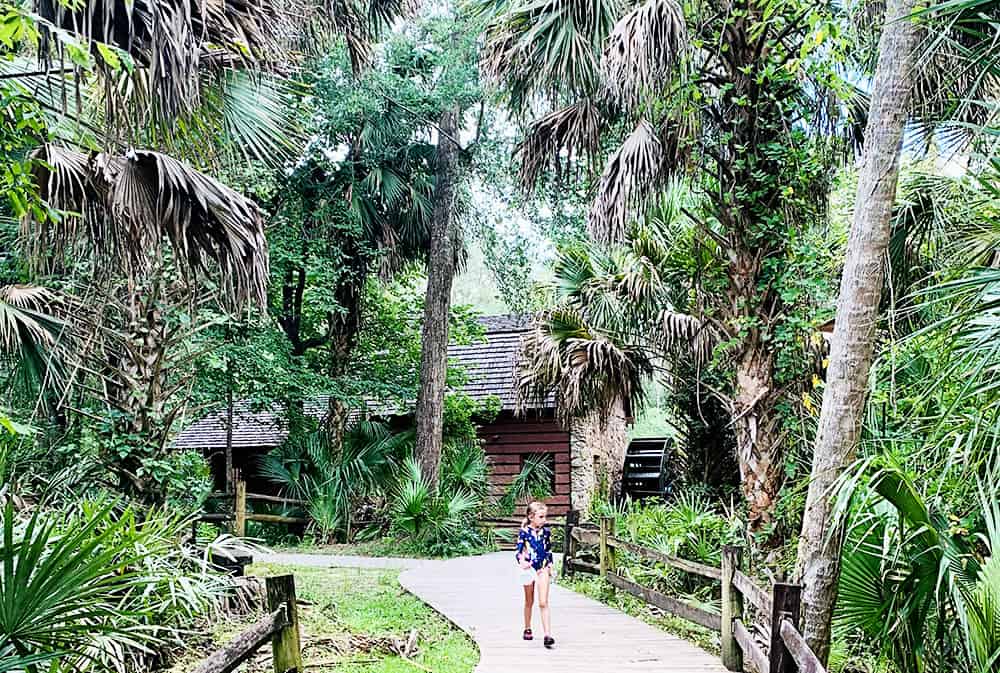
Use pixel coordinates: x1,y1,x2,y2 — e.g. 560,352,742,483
561,511,827,673
200,479,308,537
191,574,302,673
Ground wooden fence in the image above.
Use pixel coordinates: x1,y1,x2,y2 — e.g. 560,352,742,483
192,574,302,673
199,479,308,537
562,511,827,673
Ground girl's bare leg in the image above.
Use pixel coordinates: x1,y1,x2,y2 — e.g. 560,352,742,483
536,567,552,636
522,582,535,630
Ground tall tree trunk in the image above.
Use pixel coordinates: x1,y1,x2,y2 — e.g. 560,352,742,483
796,0,921,662
732,345,783,532
414,108,461,486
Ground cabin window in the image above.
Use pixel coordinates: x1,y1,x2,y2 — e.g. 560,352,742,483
520,452,557,496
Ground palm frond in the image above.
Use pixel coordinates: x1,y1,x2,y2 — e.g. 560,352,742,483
588,120,670,243
0,285,69,391
26,144,269,309
655,309,715,365
601,0,687,111
479,0,621,112
517,310,652,424
326,0,374,73
517,98,604,191
35,0,293,122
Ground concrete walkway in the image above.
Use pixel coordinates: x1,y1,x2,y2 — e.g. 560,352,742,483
257,551,726,673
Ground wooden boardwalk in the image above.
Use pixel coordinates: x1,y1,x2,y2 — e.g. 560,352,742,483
400,552,728,673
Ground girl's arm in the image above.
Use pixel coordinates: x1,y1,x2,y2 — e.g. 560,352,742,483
544,526,554,568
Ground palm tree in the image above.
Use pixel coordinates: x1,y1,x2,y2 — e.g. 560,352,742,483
482,0,1000,532
796,0,1000,659
19,145,268,501
517,203,722,503
481,0,851,529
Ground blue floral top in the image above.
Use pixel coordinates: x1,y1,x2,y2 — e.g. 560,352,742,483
515,524,553,571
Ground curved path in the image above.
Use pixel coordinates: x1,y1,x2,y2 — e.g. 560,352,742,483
260,551,727,673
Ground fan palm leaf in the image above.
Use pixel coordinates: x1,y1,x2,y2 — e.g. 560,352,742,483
517,309,652,423
601,0,688,111
0,285,69,391
25,144,268,309
479,0,622,112
832,457,1000,672
587,120,670,243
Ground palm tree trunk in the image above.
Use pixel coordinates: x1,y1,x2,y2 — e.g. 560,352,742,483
414,108,462,486
732,346,783,532
796,0,921,661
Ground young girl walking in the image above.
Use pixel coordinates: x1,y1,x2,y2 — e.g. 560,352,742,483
515,501,555,649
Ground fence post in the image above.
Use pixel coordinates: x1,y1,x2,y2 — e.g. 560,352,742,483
768,582,801,673
562,509,579,578
599,516,616,578
234,478,247,538
266,575,303,673
721,545,743,671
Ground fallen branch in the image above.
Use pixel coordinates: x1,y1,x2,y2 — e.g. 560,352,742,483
398,656,436,673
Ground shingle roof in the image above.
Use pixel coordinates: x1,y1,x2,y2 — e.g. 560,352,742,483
449,328,524,409
171,315,548,451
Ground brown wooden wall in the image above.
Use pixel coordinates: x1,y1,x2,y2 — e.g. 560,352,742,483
478,411,572,516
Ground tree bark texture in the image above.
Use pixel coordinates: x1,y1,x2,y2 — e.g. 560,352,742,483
796,0,921,662
732,344,783,531
414,108,462,485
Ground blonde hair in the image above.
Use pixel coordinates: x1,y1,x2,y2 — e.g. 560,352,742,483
521,501,547,528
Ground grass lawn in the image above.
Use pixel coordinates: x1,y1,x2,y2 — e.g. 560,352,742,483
167,564,478,673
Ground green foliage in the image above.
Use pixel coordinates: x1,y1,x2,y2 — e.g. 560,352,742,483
833,458,1000,673
440,439,491,500
260,417,409,541
498,454,553,515
0,501,234,672
595,492,742,568
389,457,486,556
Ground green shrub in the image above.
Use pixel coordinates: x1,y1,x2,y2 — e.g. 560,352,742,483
0,500,238,672
833,459,1000,673
497,454,553,515
389,458,487,556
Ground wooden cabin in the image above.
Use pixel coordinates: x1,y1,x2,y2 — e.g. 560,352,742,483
173,315,582,516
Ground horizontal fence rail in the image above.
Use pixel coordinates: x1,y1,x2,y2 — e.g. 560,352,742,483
199,478,308,537
608,536,722,581
560,510,827,673
191,574,302,673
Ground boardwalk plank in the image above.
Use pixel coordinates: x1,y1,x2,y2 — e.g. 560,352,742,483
259,551,727,673
399,552,728,673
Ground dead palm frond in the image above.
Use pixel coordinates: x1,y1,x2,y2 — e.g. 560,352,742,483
0,285,69,390
601,0,687,111
35,0,292,122
655,309,715,366
587,120,669,243
517,309,652,425
517,98,603,190
25,144,268,310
